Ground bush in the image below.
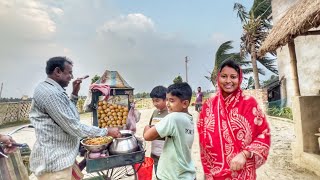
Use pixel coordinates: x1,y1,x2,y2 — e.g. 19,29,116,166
267,107,293,120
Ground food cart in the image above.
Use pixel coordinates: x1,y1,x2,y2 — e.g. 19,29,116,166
81,70,145,179
91,70,134,127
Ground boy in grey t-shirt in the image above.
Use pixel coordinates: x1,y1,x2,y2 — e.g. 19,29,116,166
148,86,169,176
144,82,196,180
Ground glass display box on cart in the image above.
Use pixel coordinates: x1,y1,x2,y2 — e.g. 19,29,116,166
81,70,145,179
91,70,134,128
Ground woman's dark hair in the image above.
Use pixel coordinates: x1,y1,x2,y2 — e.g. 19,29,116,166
46,56,73,75
219,59,241,75
150,86,167,100
167,82,192,102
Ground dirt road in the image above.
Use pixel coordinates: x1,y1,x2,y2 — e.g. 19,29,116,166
1,107,319,180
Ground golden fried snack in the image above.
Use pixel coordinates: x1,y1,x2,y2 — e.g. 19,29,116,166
84,136,113,145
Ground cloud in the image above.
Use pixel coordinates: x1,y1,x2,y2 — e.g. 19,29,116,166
0,0,60,65
0,0,59,62
209,32,228,45
85,13,197,94
98,13,155,33
0,0,69,98
96,13,156,54
51,7,63,16
0,1,214,98
0,0,56,40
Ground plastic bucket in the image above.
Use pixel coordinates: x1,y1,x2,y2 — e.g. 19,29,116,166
134,157,154,180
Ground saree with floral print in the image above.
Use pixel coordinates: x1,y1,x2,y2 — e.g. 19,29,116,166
197,70,270,179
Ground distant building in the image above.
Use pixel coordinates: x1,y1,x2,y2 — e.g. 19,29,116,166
21,95,28,101
262,77,281,107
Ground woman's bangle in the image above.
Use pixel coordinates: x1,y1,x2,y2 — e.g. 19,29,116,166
242,150,253,159
249,151,254,158
241,151,247,159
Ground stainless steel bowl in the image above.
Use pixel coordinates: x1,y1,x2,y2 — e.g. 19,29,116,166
109,130,138,155
80,137,112,153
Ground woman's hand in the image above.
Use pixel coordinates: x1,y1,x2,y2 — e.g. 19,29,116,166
230,151,247,171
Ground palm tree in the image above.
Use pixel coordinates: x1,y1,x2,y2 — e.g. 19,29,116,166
234,0,277,89
205,40,265,88
245,76,255,89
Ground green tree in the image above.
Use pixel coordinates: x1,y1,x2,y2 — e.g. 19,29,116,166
134,93,143,98
142,92,149,98
173,75,183,84
245,76,255,89
234,0,278,89
91,75,100,84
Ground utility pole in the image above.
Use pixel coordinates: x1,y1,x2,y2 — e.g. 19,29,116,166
0,83,3,99
185,56,189,82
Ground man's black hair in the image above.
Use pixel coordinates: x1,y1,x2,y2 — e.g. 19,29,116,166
167,82,192,102
150,86,167,100
219,59,241,75
46,56,73,75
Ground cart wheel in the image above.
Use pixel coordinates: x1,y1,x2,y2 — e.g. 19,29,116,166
83,165,137,180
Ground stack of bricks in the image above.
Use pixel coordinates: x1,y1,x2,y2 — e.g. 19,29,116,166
243,89,268,113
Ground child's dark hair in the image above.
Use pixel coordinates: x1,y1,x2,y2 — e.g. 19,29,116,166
219,59,241,75
150,86,167,100
167,82,192,102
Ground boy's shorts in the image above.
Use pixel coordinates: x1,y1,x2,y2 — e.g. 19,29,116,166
151,153,160,165
195,104,202,112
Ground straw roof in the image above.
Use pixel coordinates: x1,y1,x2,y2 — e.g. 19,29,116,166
259,0,320,56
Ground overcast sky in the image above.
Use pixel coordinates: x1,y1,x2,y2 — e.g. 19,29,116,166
0,0,266,98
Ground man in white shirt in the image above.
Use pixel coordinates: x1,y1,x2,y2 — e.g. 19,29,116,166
29,56,121,179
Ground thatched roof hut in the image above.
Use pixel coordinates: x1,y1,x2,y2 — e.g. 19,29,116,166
259,0,320,56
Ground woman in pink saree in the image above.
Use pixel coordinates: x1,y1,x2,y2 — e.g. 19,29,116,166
197,59,270,180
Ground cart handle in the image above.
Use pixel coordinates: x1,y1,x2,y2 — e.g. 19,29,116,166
7,124,34,136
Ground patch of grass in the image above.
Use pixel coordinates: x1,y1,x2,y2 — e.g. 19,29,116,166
267,107,293,120
0,120,30,129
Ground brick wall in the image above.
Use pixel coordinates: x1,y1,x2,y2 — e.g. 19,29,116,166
243,89,268,113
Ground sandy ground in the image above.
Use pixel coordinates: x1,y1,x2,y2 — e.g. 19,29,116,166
1,107,319,180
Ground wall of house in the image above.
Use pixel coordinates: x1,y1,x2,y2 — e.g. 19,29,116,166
272,0,320,106
292,96,320,176
292,96,320,154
